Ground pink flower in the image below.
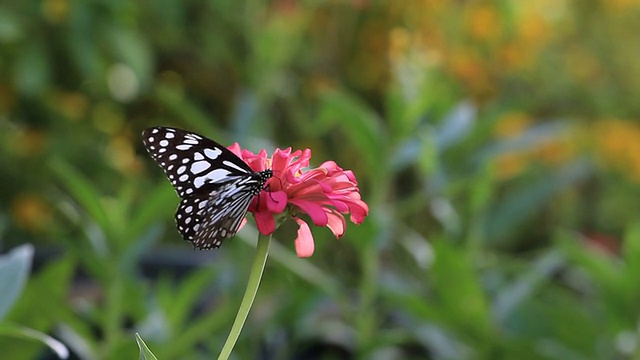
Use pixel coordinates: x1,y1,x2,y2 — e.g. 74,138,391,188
227,144,369,258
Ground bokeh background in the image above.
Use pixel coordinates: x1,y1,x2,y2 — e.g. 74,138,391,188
2,0,640,359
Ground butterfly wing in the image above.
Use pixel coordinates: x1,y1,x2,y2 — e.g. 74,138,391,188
192,179,256,249
142,126,273,249
173,177,256,249
174,194,208,244
141,127,254,198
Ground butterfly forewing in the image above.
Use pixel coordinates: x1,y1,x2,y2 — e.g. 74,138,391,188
141,127,254,198
142,126,273,250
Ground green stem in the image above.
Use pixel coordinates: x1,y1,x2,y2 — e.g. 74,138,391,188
105,265,123,354
217,233,271,360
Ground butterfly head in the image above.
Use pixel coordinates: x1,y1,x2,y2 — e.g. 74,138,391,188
258,169,274,189
260,169,273,181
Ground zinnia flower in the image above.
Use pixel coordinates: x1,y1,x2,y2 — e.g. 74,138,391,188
227,144,369,258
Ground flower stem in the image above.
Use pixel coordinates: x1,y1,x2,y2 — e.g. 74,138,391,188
217,233,271,360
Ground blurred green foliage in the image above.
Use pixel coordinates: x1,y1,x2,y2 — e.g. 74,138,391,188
2,0,640,359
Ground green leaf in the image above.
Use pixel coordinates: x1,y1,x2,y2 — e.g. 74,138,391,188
8,255,75,330
128,182,176,241
161,268,218,330
0,244,34,321
103,25,153,89
154,84,223,135
485,160,591,244
317,89,386,170
136,333,158,360
0,323,69,359
434,101,476,151
157,303,233,359
557,230,622,294
430,240,492,339
0,7,24,42
13,42,50,96
50,158,111,234
493,249,565,322
622,222,640,281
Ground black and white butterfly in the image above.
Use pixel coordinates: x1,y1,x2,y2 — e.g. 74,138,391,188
142,127,273,250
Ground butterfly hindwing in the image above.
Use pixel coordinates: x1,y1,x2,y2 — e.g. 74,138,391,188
192,179,256,249
142,126,273,250
174,194,208,244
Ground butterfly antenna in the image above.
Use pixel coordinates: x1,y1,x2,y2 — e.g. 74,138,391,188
264,175,283,204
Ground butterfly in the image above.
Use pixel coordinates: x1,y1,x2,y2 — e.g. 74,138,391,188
142,127,273,250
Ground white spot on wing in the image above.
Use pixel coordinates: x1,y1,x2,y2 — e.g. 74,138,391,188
159,140,169,147
176,144,191,150
193,169,231,188
204,148,222,160
190,161,211,174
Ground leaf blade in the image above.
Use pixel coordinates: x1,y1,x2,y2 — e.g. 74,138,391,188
0,245,34,321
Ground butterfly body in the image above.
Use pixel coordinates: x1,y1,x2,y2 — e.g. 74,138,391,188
142,127,272,249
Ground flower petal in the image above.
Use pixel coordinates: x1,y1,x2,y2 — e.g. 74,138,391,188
254,211,275,235
325,209,346,238
294,217,315,258
271,147,293,175
266,191,288,213
328,198,350,213
287,148,312,175
289,198,328,226
237,217,248,232
227,143,243,157
233,140,368,256
343,170,357,183
347,199,369,224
